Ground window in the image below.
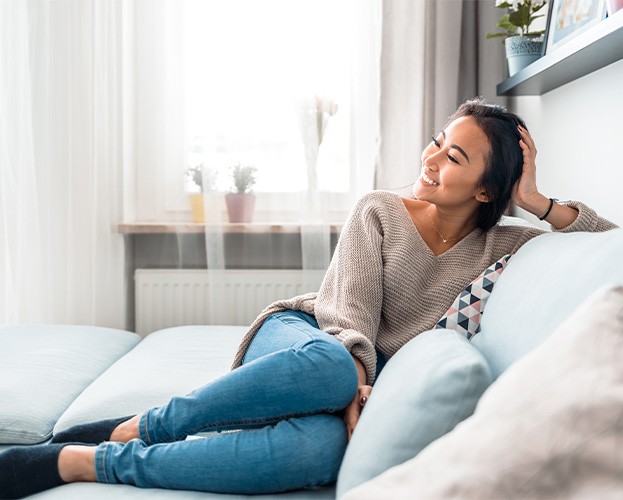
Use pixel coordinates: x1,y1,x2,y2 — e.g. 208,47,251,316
184,0,352,195
132,0,379,222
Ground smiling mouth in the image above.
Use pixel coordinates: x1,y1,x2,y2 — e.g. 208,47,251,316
421,172,439,186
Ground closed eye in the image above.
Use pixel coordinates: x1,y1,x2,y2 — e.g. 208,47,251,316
432,136,460,164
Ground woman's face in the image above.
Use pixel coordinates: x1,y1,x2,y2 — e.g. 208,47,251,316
413,116,491,210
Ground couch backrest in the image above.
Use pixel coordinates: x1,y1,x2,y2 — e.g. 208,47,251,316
471,228,623,379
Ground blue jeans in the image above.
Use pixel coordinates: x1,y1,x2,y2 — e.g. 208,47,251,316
93,311,363,494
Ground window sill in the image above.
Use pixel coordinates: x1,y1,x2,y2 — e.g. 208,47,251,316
117,222,343,235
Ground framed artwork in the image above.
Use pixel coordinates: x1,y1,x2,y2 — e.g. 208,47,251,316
544,0,608,54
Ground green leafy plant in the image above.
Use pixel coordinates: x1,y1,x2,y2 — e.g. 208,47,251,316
487,0,547,39
230,163,257,194
187,164,217,193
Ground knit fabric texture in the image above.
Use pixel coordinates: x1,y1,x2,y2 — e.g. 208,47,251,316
231,191,616,384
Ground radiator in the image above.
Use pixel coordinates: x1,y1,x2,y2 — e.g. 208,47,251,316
134,269,326,336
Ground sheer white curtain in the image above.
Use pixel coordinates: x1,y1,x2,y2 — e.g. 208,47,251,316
0,0,126,327
132,0,380,315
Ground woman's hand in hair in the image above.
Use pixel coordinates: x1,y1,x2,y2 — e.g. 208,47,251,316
511,125,542,211
512,126,579,227
344,384,373,440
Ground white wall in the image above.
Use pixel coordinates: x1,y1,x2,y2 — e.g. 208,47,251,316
509,59,623,227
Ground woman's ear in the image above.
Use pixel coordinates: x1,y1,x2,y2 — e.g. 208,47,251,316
475,189,490,203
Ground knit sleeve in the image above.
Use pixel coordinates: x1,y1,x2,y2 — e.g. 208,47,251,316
506,200,618,255
314,192,386,385
551,201,618,233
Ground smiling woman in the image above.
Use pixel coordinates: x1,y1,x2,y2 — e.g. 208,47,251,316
0,97,617,499
407,100,528,257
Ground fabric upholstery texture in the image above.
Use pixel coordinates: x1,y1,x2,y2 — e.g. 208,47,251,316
472,228,623,378
436,254,511,338
336,329,493,497
54,326,247,433
342,285,623,500
0,325,139,444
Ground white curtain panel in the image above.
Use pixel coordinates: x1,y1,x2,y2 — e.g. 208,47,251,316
0,0,126,327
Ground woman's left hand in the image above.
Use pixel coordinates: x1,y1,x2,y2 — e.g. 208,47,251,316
512,125,579,227
344,384,373,440
511,125,541,211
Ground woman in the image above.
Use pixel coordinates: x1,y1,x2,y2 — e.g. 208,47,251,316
0,99,617,498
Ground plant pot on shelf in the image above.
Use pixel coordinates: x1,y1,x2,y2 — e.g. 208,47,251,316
188,193,205,223
225,193,256,223
505,35,544,76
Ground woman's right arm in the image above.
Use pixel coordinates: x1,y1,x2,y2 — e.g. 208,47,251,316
513,125,618,232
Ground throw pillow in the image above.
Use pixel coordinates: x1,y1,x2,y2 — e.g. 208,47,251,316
336,329,493,498
436,254,511,339
342,285,623,500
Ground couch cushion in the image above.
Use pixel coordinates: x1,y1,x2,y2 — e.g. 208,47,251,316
336,329,493,497
343,285,623,499
54,325,247,432
0,325,139,444
28,482,335,499
472,228,623,378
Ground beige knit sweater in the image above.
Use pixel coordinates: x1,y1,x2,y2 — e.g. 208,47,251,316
231,191,616,384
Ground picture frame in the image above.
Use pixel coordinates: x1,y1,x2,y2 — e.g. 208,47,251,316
544,0,608,55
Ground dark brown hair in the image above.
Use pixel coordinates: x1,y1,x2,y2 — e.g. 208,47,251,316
447,98,527,231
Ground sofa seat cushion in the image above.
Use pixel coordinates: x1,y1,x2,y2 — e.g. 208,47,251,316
336,329,493,497
0,325,140,444
472,228,623,378
28,482,335,499
343,285,623,499
54,325,248,433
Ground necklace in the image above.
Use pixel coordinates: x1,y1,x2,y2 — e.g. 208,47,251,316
426,211,465,244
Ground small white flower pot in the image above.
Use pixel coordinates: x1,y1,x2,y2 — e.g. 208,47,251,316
505,35,544,76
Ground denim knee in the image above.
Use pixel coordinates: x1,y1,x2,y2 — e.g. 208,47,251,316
295,335,359,407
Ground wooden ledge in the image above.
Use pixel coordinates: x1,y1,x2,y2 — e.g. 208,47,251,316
117,222,343,235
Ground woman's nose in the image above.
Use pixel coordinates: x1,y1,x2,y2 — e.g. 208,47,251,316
423,152,441,171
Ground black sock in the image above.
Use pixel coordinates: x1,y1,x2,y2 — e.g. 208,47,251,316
0,443,80,499
50,415,134,444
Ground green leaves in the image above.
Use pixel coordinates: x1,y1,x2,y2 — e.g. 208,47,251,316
498,13,517,31
487,0,547,39
509,5,531,30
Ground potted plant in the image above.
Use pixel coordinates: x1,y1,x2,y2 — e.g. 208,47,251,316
225,163,258,223
186,164,217,223
487,0,548,76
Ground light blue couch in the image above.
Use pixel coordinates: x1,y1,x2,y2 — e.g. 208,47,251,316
2,226,622,499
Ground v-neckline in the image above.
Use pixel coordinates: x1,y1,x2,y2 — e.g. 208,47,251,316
399,197,479,258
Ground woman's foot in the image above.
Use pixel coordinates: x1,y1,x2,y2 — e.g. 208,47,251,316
0,442,93,499
109,413,142,442
51,414,138,444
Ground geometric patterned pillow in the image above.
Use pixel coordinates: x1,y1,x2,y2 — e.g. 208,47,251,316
436,254,512,340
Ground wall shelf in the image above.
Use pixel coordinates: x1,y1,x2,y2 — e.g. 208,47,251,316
497,10,623,96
